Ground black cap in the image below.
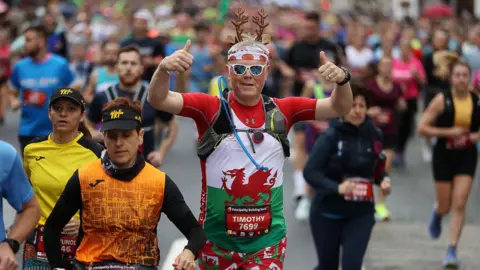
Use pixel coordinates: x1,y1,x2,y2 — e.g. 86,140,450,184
49,88,86,111
100,107,142,132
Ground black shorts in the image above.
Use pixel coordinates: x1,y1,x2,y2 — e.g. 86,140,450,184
382,134,397,150
432,144,477,182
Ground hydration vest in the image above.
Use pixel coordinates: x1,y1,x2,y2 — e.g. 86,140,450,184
435,91,480,132
333,119,386,183
105,84,148,106
197,89,290,160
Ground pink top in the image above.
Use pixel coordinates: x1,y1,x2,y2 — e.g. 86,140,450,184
392,56,426,99
472,70,480,90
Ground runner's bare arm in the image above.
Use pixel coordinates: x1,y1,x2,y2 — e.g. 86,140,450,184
417,93,449,137
83,70,98,104
8,197,40,244
156,117,178,160
43,171,82,268
314,52,352,120
148,41,193,114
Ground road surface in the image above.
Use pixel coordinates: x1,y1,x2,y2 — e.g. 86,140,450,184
1,110,479,270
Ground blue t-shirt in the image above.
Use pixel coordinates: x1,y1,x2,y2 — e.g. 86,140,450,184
0,140,34,242
9,54,75,137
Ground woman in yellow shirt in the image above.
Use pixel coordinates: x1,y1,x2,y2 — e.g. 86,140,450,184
22,88,103,269
418,59,480,269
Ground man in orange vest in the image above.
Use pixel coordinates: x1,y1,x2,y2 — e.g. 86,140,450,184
43,97,206,270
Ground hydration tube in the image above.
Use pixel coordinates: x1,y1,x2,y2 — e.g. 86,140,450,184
217,76,269,171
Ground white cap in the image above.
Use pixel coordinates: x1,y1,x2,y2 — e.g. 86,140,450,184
134,9,154,29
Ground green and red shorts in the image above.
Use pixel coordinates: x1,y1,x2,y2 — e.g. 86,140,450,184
198,237,287,270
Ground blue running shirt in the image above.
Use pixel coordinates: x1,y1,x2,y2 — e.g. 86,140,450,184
0,140,34,242
9,54,75,137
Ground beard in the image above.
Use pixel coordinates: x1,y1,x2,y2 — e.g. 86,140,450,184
104,60,116,67
26,47,40,58
119,74,141,87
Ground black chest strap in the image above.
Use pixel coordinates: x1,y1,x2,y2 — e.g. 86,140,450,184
197,89,290,160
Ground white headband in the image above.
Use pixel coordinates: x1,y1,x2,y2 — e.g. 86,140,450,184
227,46,269,63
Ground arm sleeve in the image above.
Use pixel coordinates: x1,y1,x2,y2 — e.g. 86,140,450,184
303,130,340,197
161,175,206,257
43,171,82,268
3,152,34,211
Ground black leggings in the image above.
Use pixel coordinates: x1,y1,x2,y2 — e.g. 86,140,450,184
396,98,417,154
310,212,375,270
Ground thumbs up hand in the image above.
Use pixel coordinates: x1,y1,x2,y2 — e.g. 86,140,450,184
318,51,345,84
159,40,194,73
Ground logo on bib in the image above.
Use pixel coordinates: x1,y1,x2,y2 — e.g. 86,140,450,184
221,168,277,237
221,168,277,205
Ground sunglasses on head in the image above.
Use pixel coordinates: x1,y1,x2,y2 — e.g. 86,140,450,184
229,64,266,76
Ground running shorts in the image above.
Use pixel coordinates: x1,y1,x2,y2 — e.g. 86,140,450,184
198,237,287,270
23,227,77,269
432,144,477,182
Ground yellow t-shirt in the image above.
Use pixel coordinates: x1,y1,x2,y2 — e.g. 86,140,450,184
453,94,473,131
23,133,103,226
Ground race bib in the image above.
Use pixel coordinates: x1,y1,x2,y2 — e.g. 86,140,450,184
376,112,392,125
24,89,47,107
225,206,271,238
344,178,374,202
446,135,472,149
35,227,77,262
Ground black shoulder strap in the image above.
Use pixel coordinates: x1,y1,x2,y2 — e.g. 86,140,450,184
262,94,276,112
134,84,148,107
212,88,233,134
470,92,480,132
443,91,453,110
106,86,116,102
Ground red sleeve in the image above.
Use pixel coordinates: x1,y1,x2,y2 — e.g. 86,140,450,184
274,97,317,132
179,93,220,138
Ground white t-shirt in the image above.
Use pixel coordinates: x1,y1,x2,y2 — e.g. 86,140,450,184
345,45,374,68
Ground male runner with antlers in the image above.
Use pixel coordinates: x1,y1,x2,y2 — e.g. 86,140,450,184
148,9,352,269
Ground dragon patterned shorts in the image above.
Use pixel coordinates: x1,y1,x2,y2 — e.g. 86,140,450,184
198,237,287,270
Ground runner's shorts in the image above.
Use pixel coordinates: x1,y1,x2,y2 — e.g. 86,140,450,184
433,145,477,182
198,237,287,269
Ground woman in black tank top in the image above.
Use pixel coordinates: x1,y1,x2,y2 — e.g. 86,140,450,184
418,58,480,269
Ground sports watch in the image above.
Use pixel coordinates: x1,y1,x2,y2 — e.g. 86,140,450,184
4,238,20,254
337,67,351,86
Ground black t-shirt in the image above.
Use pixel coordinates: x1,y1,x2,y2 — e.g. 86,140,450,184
285,38,341,96
121,37,165,81
87,83,173,157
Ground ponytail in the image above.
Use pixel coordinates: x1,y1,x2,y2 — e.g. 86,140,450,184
79,121,92,139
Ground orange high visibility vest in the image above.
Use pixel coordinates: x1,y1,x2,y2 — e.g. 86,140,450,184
76,160,165,266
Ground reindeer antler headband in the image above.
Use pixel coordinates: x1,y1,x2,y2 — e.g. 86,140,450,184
227,8,271,63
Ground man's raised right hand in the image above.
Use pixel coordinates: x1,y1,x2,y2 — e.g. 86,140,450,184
159,40,194,73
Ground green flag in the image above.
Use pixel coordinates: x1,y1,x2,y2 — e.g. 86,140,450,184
73,0,83,7
114,0,125,12
216,0,231,25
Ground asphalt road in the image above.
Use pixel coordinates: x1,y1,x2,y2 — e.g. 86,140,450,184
1,109,479,270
